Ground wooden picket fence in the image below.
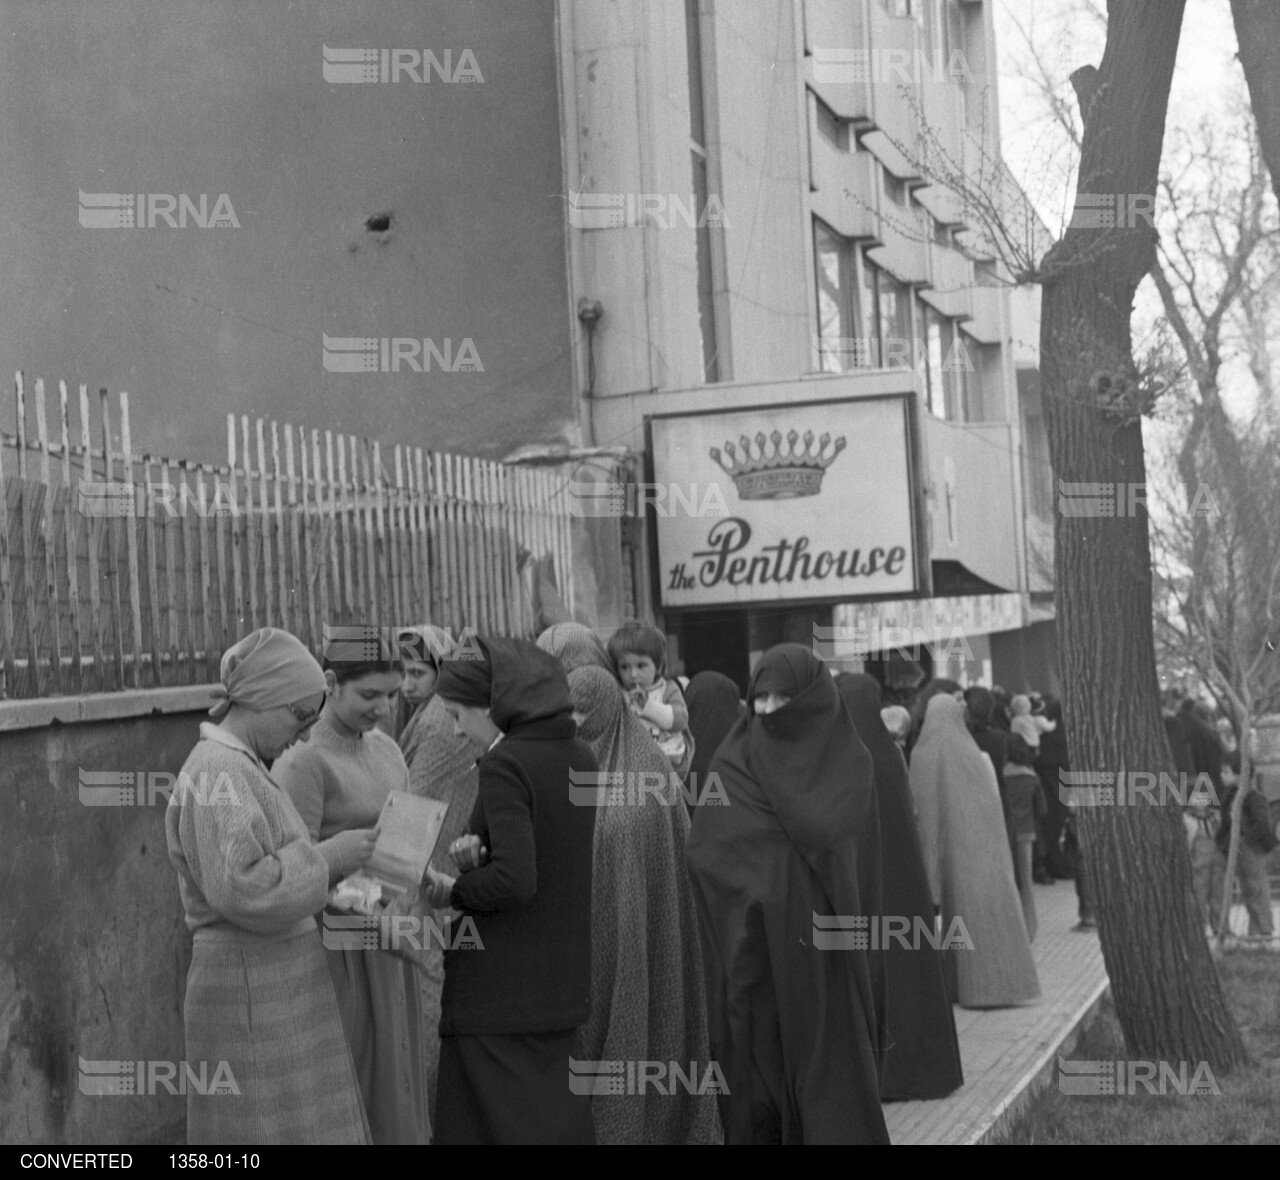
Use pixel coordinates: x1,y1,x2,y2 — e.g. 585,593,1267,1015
0,373,578,699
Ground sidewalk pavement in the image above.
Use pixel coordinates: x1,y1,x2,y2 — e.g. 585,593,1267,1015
885,879,1108,1145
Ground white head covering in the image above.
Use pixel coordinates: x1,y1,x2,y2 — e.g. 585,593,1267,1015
209,628,327,718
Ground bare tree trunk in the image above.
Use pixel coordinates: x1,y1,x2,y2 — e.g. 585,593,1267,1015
1233,0,1280,204
1040,0,1247,1067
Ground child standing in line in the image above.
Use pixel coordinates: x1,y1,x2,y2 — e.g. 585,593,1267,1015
606,620,695,781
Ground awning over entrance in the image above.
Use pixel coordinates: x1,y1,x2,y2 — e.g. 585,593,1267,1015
820,592,1029,661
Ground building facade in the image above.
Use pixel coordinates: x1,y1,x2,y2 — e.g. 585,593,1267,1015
556,0,1058,694
1,0,1058,693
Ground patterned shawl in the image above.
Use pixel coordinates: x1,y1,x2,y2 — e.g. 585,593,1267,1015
537,622,615,676
567,667,721,1145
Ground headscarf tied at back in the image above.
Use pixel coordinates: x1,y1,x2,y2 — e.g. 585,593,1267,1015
536,622,615,676
208,627,327,719
435,635,573,731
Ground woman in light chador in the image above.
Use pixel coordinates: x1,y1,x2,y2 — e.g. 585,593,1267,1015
908,693,1040,1009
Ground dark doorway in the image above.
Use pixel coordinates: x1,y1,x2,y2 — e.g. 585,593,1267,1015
676,611,750,696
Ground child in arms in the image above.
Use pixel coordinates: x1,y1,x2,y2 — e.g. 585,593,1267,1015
607,620,695,780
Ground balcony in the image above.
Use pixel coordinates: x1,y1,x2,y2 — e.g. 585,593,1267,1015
923,415,1019,590
967,282,1006,344
869,196,929,286
810,134,883,243
804,0,873,129
862,2,921,180
922,240,973,321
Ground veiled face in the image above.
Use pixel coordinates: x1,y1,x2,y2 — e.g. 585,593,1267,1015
753,692,792,716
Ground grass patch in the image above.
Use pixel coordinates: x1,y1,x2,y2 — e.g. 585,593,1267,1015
996,953,1280,1144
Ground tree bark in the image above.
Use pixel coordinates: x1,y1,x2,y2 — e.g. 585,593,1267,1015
1040,0,1247,1067
1233,0,1280,205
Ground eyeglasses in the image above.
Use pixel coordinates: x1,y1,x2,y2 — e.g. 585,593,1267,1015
287,702,321,729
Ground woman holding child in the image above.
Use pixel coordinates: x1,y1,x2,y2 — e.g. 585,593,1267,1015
567,665,722,1145
607,620,695,781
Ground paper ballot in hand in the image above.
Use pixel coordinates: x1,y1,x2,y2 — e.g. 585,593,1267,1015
330,792,449,914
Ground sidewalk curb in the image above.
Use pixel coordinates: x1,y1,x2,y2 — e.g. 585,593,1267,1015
966,975,1112,1145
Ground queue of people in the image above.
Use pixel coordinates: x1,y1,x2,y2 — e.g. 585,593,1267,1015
167,622,1066,1146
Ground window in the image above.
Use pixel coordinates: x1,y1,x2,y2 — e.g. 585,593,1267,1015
923,306,972,421
883,0,911,17
933,219,952,247
860,254,882,363
925,307,950,418
814,220,853,372
917,0,935,66
883,169,908,208
815,94,847,151
686,0,719,383
878,270,912,369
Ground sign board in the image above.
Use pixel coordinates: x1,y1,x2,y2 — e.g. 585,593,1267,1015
650,397,919,607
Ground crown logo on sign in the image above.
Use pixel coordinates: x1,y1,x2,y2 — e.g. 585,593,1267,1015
710,429,846,500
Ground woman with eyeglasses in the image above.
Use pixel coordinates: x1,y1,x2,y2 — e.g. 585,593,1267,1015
166,627,376,1144
275,634,430,1145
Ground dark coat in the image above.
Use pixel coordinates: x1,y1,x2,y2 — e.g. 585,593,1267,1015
440,647,598,1037
837,674,963,1102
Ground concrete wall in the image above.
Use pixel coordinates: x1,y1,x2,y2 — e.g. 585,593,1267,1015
0,0,573,463
1,711,205,1146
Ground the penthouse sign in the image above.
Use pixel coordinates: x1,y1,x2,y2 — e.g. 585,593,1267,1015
650,397,919,607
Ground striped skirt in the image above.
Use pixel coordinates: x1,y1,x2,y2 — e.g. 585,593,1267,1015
184,922,370,1144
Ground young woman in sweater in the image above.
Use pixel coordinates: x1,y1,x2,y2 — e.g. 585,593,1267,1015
274,642,430,1145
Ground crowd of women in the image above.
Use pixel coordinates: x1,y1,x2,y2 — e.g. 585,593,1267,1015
165,621,1050,1146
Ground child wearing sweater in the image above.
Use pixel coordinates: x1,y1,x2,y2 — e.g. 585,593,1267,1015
1009,693,1056,751
606,619,695,781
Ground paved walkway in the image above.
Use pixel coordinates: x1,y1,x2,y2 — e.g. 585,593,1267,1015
885,880,1108,1145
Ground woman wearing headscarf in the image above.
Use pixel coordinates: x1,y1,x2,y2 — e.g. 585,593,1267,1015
684,671,744,815
686,644,889,1145
394,624,452,758
422,637,598,1144
909,694,1041,1008
904,677,964,761
536,621,615,675
275,633,428,1145
836,674,963,1101
1034,695,1074,880
397,627,481,1124
166,628,373,1144
567,666,721,1145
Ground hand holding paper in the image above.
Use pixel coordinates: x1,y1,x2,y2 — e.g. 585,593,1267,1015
328,792,448,914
